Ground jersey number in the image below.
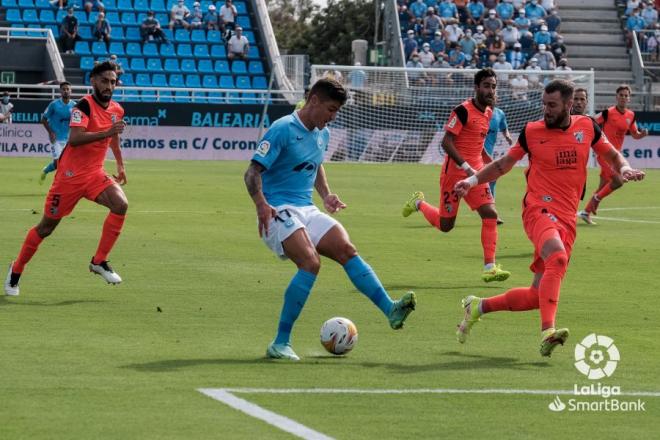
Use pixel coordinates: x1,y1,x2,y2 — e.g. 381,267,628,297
443,191,459,204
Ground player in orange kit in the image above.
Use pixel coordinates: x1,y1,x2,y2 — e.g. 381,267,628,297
453,80,645,357
402,68,510,283
578,84,648,224
4,61,128,296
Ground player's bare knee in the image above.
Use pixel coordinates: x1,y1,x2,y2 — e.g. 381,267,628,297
300,254,321,274
338,242,358,265
112,199,128,215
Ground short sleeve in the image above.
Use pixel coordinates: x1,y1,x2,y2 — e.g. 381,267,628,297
499,112,508,131
251,122,285,170
43,102,54,120
445,104,468,136
507,123,528,160
591,119,615,156
70,99,90,129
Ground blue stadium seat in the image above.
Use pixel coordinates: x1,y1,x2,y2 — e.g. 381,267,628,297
177,43,192,57
152,73,168,86
134,0,149,12
39,9,55,24
106,12,120,25
26,24,43,37
156,12,168,25
117,0,132,9
235,75,250,89
191,29,206,43
89,11,99,23
74,41,91,55
143,43,159,57
135,73,151,86
190,91,207,103
174,90,189,102
206,30,221,43
186,74,201,88
210,44,226,59
71,0,83,8
248,61,263,74
2,0,18,8
202,74,217,88
241,92,257,104
160,42,176,57
225,91,239,103
243,30,255,44
119,72,134,85
34,0,50,8
158,90,174,102
252,76,267,89
163,58,180,72
10,25,26,36
18,0,34,8
117,57,130,71
181,58,196,73
80,56,95,70
78,25,92,40
213,59,229,74
125,26,142,42
73,10,87,24
207,91,223,103
104,0,117,10
234,1,246,14
110,26,124,40
193,44,210,58
175,29,190,42
123,90,140,102
169,74,185,87
6,9,21,22
92,41,108,56
130,57,147,72
147,58,163,71
198,59,213,73
161,28,174,41
150,0,166,13
121,12,137,25
137,12,148,23
126,42,142,56
108,42,124,55
55,8,66,21
219,75,234,88
236,15,250,30
231,60,246,74
46,24,59,38
247,46,259,59
23,9,39,24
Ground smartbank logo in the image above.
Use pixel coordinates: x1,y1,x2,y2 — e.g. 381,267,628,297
548,334,646,413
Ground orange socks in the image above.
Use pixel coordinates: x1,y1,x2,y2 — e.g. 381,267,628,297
481,218,497,265
482,287,540,313
418,201,440,229
92,213,126,265
13,227,44,273
538,251,568,330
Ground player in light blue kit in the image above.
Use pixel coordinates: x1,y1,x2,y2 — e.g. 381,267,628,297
39,82,75,184
483,105,512,225
244,79,417,361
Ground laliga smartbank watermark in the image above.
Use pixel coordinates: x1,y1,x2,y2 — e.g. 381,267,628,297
548,333,646,412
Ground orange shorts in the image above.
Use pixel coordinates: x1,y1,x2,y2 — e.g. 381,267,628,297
523,207,576,274
439,172,493,218
597,154,618,180
44,169,115,219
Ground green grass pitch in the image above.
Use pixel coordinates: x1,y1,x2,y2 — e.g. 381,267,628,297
1,158,658,439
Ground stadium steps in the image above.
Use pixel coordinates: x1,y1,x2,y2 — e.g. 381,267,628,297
62,53,85,85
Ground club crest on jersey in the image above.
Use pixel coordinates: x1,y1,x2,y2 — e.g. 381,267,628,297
573,130,584,143
626,118,631,126
71,110,82,124
317,137,324,149
256,140,270,157
448,116,457,129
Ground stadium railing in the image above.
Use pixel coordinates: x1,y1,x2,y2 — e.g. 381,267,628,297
0,26,65,83
632,30,657,110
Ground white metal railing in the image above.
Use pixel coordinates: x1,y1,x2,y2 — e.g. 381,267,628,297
0,27,65,83
631,30,646,90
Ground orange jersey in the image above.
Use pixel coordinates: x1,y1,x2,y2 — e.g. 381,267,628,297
443,99,492,176
595,106,638,150
58,95,124,176
508,115,614,222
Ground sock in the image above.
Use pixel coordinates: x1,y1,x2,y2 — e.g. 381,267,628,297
595,184,614,201
418,201,440,229
92,213,126,265
481,218,498,265
274,270,317,344
482,287,539,313
538,251,568,331
13,227,44,273
43,160,57,174
489,180,496,199
343,255,394,316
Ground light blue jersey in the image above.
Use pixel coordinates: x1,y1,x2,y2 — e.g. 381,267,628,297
484,107,508,157
252,112,330,207
43,98,76,142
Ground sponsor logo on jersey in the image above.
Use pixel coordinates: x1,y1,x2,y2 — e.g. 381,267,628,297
256,140,270,157
71,110,82,124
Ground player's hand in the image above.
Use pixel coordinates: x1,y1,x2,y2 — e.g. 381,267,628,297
640,129,649,137
256,201,277,238
49,132,56,144
113,167,127,185
106,121,126,137
323,193,347,214
621,168,645,182
454,179,472,198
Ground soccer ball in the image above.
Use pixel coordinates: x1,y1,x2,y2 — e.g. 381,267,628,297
320,317,358,355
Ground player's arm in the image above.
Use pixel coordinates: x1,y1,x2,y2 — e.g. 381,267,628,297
68,123,125,146
244,161,276,237
629,119,648,139
109,134,127,185
441,131,474,175
41,112,56,144
592,122,645,182
315,164,346,214
454,154,517,198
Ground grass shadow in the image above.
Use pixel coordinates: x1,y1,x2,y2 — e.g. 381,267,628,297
0,297,106,307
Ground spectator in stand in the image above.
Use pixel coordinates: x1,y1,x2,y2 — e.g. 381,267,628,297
484,9,503,36
454,0,469,22
519,30,535,57
467,0,486,27
448,43,467,67
459,29,478,62
322,63,343,82
514,8,531,33
84,0,104,13
533,43,556,70
525,0,547,29
169,0,190,30
512,0,524,10
509,41,526,68
437,0,459,25
546,8,561,37
641,1,658,28
204,5,221,32
59,7,79,54
493,53,513,81
424,7,443,39
49,0,68,10
348,62,366,89
406,53,426,85
555,58,572,71
510,72,529,100
534,24,552,46
445,18,464,44
625,0,641,17
647,29,659,61
399,5,414,31
220,0,238,38
483,0,497,9
227,26,249,61
551,35,566,62
419,42,436,67
430,30,447,58
403,29,419,60
93,12,111,44
541,0,555,12
474,24,487,46
188,2,204,29
525,57,542,86
488,34,506,63
108,54,124,75
0,92,14,124
626,8,646,47
141,10,169,43
496,0,515,23
410,0,428,20
502,22,520,48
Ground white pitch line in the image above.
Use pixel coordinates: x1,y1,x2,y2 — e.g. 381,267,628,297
598,207,660,211
199,388,334,440
592,216,660,225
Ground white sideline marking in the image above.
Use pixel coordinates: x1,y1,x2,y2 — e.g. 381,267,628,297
593,216,660,225
598,207,660,211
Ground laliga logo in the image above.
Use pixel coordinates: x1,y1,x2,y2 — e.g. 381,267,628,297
574,333,620,380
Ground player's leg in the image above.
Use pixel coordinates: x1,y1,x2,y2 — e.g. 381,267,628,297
90,182,128,284
472,190,510,282
414,173,459,232
582,163,616,223
316,224,416,329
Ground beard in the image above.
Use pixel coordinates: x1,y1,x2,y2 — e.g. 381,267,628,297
94,87,112,102
545,109,569,128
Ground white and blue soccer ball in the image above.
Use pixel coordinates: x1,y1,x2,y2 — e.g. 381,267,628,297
320,317,358,355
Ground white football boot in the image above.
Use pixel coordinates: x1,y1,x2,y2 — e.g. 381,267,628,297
4,262,20,296
89,260,122,284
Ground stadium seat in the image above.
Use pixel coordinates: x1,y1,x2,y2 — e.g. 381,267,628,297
190,91,207,103
206,30,222,43
161,28,174,41
38,9,56,24
198,59,214,74
156,12,169,25
6,9,21,22
175,29,190,42
126,42,142,56
247,46,259,59
181,58,196,73
110,27,125,41
117,0,132,10
177,43,192,57
130,57,147,72
55,8,66,21
225,91,239,103
2,0,18,8
241,92,257,104
210,45,226,59
22,9,39,24
233,1,247,14
191,29,206,43
106,12,121,26
134,0,149,12
26,24,43,37
141,90,157,102
248,61,263,74
160,42,176,57
78,25,92,40
186,74,201,88
252,76,267,89
174,90,189,102
121,12,137,25
236,15,250,30
147,58,164,71
123,90,140,102
18,0,34,8
150,0,166,13
46,24,59,38
213,59,229,74
193,44,210,58
202,74,217,88
80,56,95,70
74,41,91,55
10,25,26,36
73,10,87,24
219,75,234,88
152,73,168,87
158,90,174,102
34,0,50,8
143,43,159,57
109,41,125,55
135,73,151,86
120,72,134,85
207,91,223,103
231,60,246,74
83,71,91,84
89,11,99,23
235,75,250,89
104,0,117,10
169,73,185,87
117,57,130,71
243,30,255,44
92,41,109,56
125,26,142,42
164,58,180,73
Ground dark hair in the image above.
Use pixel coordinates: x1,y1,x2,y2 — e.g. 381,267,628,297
59,81,71,88
545,79,575,101
616,84,632,95
309,78,347,105
474,68,496,86
574,87,588,99
91,61,118,78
